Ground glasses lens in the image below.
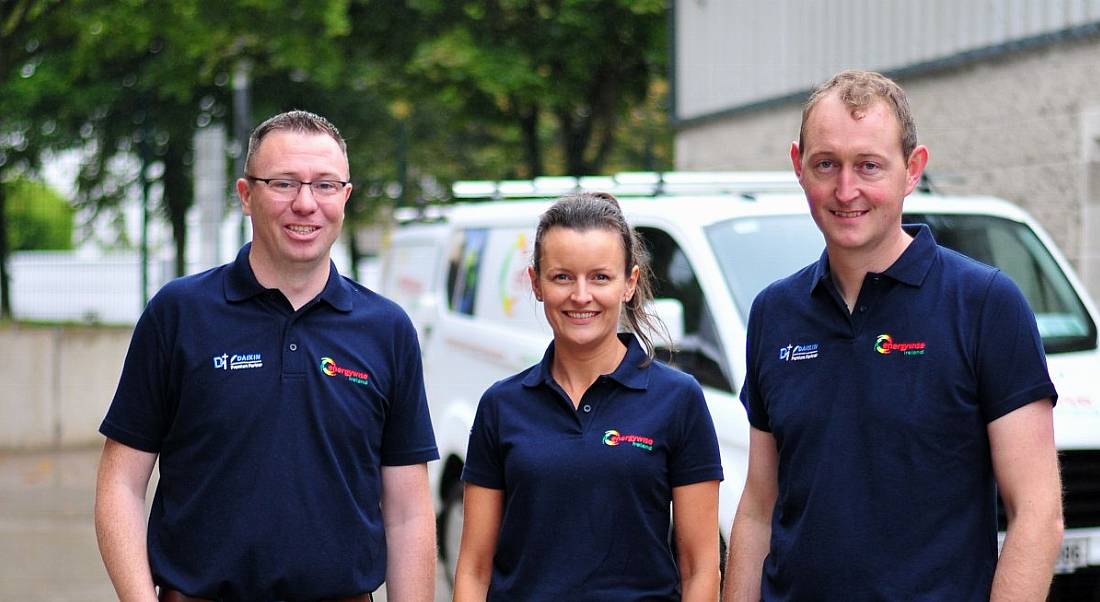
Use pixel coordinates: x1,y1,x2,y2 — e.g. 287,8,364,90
311,181,345,196
268,179,301,198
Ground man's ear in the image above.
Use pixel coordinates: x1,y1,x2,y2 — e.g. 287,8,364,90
237,178,253,216
904,145,930,196
790,141,803,180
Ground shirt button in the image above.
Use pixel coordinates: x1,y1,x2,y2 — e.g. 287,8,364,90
289,343,298,351
859,305,868,313
582,404,592,413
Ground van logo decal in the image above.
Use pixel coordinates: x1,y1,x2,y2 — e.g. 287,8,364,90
498,232,533,317
778,343,819,362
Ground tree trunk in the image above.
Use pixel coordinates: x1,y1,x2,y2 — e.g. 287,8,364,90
0,182,11,319
161,142,192,278
518,103,543,178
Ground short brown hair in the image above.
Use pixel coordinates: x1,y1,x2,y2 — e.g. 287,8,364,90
244,110,348,174
798,69,918,160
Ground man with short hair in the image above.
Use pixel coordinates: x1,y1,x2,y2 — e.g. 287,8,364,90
722,70,1064,601
95,110,438,601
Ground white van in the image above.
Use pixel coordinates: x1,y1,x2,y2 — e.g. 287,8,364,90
379,172,1100,590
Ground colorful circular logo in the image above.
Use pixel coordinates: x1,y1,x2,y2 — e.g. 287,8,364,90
875,334,893,354
320,356,337,376
602,429,621,446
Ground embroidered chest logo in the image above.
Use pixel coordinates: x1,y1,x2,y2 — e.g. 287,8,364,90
602,429,654,451
320,356,370,385
875,334,926,356
212,353,263,371
778,343,819,362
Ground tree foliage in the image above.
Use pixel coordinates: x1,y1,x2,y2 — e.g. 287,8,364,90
1,0,671,317
4,177,73,251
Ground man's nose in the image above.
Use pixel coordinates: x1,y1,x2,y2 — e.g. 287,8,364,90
291,184,319,211
834,167,859,203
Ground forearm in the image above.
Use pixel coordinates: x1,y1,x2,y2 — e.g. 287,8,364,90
94,485,157,601
384,514,436,602
990,513,1063,602
721,514,771,602
680,564,720,602
452,563,492,602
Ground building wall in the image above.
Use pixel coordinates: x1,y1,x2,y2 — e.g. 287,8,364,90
674,0,1100,122
675,37,1100,302
0,325,131,449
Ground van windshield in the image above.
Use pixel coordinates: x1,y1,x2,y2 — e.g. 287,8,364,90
705,213,1097,354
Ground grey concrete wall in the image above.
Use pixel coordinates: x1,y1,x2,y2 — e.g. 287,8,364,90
675,37,1100,302
0,325,131,449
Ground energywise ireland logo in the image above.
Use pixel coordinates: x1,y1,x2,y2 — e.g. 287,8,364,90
875,334,926,356
319,356,370,385
602,429,654,451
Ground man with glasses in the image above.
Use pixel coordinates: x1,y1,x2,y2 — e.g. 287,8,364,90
95,110,438,601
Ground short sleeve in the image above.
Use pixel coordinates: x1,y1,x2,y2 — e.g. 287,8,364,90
976,271,1058,422
99,301,172,453
380,316,439,466
669,379,725,487
740,291,772,432
461,387,505,490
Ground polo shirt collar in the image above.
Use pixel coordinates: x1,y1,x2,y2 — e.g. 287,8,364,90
521,333,650,391
223,243,355,312
809,224,936,293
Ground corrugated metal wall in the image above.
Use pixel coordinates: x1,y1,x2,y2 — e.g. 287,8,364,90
674,0,1100,122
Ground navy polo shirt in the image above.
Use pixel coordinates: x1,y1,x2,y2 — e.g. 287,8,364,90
463,334,724,601
101,244,438,601
741,225,1056,601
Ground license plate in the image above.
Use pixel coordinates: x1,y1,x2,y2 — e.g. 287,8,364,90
1055,538,1089,574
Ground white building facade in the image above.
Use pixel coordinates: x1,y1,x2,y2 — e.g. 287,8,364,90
673,0,1100,300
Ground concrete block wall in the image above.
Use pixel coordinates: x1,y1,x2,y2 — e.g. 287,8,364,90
0,325,131,449
675,37,1100,302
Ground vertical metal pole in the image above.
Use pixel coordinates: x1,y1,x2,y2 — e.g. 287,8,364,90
233,58,252,247
139,119,151,307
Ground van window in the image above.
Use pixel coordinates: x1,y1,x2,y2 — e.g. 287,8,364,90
637,227,734,392
906,213,1097,354
446,228,488,315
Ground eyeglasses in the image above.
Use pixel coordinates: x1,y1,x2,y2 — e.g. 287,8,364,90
246,176,350,201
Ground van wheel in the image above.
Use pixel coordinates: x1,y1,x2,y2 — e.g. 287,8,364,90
438,480,464,587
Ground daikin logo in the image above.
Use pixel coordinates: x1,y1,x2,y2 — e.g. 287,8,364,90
778,343,819,362
212,353,263,370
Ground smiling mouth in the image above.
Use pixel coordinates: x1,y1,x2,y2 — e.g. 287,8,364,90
832,210,868,218
565,311,598,319
286,225,320,235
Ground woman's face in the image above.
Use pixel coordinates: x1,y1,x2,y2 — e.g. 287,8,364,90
529,226,638,354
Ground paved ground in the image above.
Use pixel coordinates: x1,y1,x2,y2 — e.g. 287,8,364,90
0,446,450,601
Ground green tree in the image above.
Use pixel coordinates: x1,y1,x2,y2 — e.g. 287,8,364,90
391,0,669,177
3,178,73,251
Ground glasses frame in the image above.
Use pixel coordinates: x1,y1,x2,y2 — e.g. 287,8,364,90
245,175,351,201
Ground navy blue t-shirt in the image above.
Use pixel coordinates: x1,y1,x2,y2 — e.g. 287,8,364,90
741,226,1057,601
100,244,438,601
463,334,724,601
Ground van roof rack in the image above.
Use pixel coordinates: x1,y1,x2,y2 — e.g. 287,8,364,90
451,171,801,200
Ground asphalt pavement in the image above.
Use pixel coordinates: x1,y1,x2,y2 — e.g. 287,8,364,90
0,446,449,601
